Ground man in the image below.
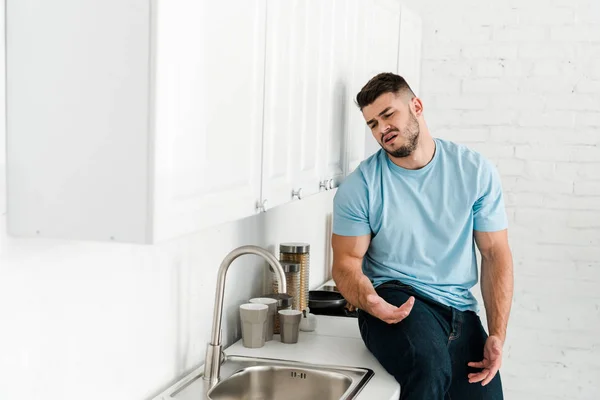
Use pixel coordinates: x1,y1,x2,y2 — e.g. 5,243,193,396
332,72,513,400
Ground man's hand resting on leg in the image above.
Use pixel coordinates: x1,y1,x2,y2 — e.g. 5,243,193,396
365,293,415,324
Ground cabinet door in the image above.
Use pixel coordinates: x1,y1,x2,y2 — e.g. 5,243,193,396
152,0,266,242
7,0,151,243
317,0,353,189
343,0,373,175
260,0,297,210
360,0,402,161
397,6,423,96
291,0,330,199
263,0,353,207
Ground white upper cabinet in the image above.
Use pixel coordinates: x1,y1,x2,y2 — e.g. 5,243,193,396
152,0,266,242
349,0,404,171
260,0,299,210
261,0,369,208
261,0,346,210
344,0,373,175
7,0,266,243
6,0,422,243
362,1,423,159
322,0,356,190
397,6,423,96
7,0,153,243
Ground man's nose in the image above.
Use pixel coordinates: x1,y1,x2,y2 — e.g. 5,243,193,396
380,123,392,135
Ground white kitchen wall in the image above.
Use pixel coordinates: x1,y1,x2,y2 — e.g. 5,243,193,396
0,2,335,399
402,0,600,399
0,191,335,400
0,192,336,400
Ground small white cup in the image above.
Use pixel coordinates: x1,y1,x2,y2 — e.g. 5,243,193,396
249,297,278,341
240,303,268,348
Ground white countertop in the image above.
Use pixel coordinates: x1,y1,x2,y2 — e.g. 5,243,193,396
152,277,400,400
152,314,399,400
226,314,400,400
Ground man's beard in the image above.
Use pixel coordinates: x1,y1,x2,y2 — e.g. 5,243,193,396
382,110,420,158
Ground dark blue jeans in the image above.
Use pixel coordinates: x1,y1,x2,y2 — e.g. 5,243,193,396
357,281,503,400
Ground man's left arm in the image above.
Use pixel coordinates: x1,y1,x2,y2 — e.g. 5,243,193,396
476,229,514,342
468,228,514,386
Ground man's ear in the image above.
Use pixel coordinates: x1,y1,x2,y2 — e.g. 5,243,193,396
412,97,424,117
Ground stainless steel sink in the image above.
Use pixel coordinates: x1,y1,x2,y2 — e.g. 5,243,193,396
155,355,374,400
207,357,372,400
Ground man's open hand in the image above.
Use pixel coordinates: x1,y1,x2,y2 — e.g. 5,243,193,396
468,335,503,386
365,293,414,324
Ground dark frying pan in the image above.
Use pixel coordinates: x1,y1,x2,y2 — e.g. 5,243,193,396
308,290,347,310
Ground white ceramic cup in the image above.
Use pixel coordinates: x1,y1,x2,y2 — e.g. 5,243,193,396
249,297,278,341
240,303,268,348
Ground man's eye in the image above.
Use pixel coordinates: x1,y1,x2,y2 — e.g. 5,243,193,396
383,113,393,118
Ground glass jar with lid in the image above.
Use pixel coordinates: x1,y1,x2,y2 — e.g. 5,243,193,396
271,260,301,311
279,243,310,313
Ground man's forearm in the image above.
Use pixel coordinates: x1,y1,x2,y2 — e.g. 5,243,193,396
480,250,514,343
332,261,377,311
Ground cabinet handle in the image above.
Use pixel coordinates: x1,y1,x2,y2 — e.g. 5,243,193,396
256,199,268,213
319,180,329,191
292,188,303,200
327,179,335,190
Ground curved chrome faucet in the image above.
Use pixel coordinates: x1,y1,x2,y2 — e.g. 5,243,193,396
203,245,288,386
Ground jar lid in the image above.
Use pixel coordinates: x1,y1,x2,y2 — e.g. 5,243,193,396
269,261,300,273
281,261,301,272
280,242,310,253
263,293,293,308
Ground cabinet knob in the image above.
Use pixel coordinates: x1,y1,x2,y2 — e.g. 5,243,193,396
292,188,303,200
319,180,329,191
327,179,335,190
256,199,268,213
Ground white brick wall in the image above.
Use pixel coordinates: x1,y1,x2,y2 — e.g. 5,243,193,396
406,0,600,398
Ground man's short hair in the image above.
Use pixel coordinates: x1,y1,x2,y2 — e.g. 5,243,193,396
356,72,416,110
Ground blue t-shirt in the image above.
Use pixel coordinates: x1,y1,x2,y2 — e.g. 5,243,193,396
333,138,508,312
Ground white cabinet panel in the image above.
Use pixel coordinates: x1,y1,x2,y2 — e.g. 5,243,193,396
347,0,402,172
322,0,353,187
261,0,298,210
363,3,423,159
7,0,151,242
293,0,327,198
261,0,348,209
7,0,266,243
262,0,371,205
152,0,266,242
366,0,402,76
344,0,371,175
398,7,423,96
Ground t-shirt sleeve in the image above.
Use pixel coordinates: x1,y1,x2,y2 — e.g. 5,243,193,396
333,170,371,236
473,159,508,232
